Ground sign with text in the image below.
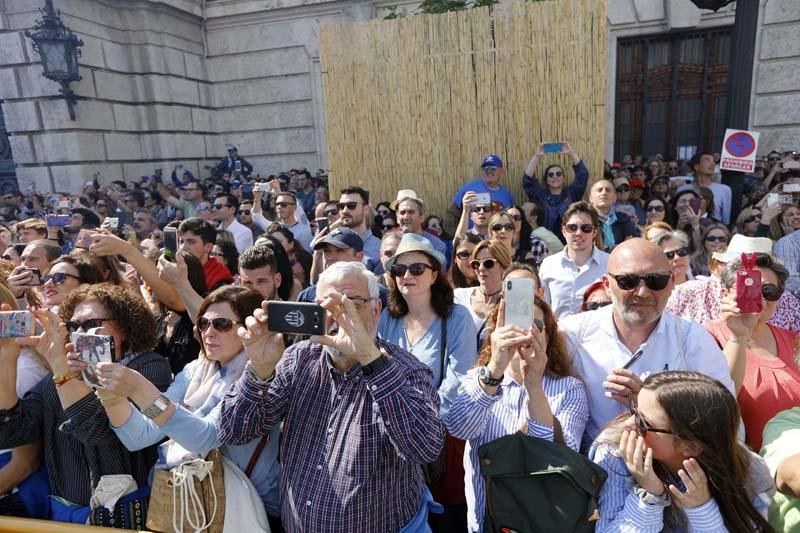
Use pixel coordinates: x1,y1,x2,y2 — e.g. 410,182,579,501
720,128,760,173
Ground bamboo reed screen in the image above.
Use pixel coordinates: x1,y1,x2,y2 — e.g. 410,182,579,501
320,0,607,222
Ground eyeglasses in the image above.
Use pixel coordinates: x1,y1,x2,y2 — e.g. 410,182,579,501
240,210,251,216
585,301,611,311
763,283,784,302
628,395,673,436
744,214,762,223
563,223,594,234
491,223,514,232
337,201,361,211
1,255,12,261
65,318,114,333
482,165,498,172
382,223,397,230
547,171,563,178
197,317,241,332
212,204,227,210
609,273,671,291
472,206,492,213
663,247,690,260
323,209,339,217
646,205,665,212
43,272,81,285
456,250,471,260
196,205,210,212
705,235,728,243
509,214,522,221
532,318,544,333
616,186,630,193
390,263,433,277
345,296,375,312
470,258,497,270
275,202,295,208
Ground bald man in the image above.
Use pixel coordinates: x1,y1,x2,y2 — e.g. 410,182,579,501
559,238,734,448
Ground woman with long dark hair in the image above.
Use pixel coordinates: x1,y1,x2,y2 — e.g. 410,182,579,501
449,233,481,289
592,371,774,532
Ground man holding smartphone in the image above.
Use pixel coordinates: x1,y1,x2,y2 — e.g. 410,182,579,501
448,154,515,224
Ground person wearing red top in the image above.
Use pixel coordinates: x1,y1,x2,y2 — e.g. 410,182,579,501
704,253,800,451
178,218,233,291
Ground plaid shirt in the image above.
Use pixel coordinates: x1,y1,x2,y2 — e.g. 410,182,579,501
217,338,444,532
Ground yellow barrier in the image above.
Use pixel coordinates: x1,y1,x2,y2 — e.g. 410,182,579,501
0,517,147,532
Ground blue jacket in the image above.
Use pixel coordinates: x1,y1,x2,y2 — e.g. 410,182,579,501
522,160,589,242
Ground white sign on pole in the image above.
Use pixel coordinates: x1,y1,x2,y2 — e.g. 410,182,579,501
720,128,760,173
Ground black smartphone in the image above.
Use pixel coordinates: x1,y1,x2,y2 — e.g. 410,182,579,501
26,268,42,286
164,227,178,261
117,210,134,228
267,301,326,336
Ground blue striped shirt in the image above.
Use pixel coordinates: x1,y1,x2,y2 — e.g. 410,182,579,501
592,442,773,532
445,368,589,533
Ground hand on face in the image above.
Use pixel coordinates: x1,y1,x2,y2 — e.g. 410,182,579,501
668,458,711,509
310,293,378,364
619,429,664,496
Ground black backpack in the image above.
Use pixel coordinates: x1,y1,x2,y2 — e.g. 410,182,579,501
479,432,607,533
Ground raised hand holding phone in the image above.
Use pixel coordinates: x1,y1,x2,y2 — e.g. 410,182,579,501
735,253,762,314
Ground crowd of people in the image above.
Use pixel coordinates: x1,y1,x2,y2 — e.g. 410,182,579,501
0,142,799,532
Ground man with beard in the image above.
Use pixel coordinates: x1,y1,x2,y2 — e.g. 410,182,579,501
558,238,733,449
338,187,380,270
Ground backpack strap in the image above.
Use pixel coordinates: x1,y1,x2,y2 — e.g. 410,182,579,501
244,434,270,477
437,314,448,389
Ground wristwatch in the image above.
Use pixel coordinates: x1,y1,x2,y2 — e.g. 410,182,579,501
141,394,171,420
361,347,391,376
478,366,502,387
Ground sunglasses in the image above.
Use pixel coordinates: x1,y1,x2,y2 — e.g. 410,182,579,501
705,235,728,243
1,255,12,261
762,283,783,302
532,318,545,333
390,262,433,277
275,202,295,208
491,223,514,232
473,206,492,213
197,317,241,332
769,157,781,162
43,272,81,285
564,223,594,234
663,247,689,260
456,250,472,260
323,209,339,217
509,214,522,221
196,205,210,212
646,205,665,212
609,273,671,291
628,395,672,436
240,210,251,216
382,223,397,230
482,165,498,172
744,214,762,223
470,258,497,270
547,171,563,178
65,318,113,333
212,204,227,210
616,186,630,193
337,201,361,211
585,301,611,311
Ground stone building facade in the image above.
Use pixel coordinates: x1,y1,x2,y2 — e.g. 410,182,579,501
0,0,797,192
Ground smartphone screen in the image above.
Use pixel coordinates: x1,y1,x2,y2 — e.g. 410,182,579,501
543,142,563,154
503,278,536,330
164,227,178,260
689,197,702,214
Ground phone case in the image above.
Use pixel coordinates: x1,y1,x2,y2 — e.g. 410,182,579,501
503,278,535,330
267,302,325,336
474,193,491,205
736,269,762,314
543,143,563,154
46,215,71,227
0,311,34,338
72,332,115,388
76,229,94,249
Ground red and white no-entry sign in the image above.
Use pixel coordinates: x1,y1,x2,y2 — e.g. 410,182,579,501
720,128,760,173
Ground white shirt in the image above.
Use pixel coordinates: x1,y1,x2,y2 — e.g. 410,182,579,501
220,218,253,253
539,246,609,319
559,305,734,447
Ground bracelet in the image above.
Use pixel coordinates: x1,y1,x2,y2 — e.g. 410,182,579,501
52,372,73,387
729,336,750,345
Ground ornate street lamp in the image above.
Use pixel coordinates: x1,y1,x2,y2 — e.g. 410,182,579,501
24,0,84,120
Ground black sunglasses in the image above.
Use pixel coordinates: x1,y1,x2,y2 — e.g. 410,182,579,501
197,317,241,332
240,210,251,216
616,186,630,193
532,318,545,333
663,247,689,260
470,259,497,270
585,301,611,311
646,205,665,212
547,171,563,178
628,395,673,436
323,209,339,217
564,223,594,234
337,201,361,211
473,206,492,213
744,214,762,224
509,214,522,221
43,272,81,286
212,204,227,210
390,263,433,277
456,251,471,260
491,223,514,232
65,318,114,333
609,273,671,291
382,223,397,230
763,283,783,302
705,235,728,243
275,202,295,208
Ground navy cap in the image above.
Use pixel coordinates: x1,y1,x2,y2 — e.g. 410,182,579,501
313,227,364,252
481,154,503,168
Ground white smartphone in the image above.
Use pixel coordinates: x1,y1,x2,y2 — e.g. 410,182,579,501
783,183,800,193
474,192,491,206
503,278,536,330
767,193,780,207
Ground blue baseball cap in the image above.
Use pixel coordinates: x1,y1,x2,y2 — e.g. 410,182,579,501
313,227,364,252
481,154,503,168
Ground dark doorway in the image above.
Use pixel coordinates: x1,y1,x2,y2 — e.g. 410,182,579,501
614,27,733,161
0,102,18,192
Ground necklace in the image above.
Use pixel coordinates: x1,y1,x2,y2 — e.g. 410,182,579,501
478,287,501,303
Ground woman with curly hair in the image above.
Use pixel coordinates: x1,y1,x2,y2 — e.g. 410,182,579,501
446,287,588,533
0,283,171,526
